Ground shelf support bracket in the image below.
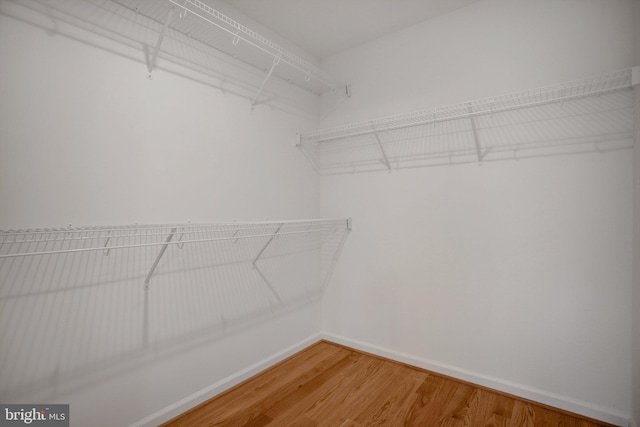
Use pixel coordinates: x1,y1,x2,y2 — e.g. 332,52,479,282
252,224,282,266
468,106,485,163
103,232,111,256
320,224,350,292
252,224,284,304
370,123,391,170
251,54,281,107
147,7,175,74
176,232,185,249
144,228,177,287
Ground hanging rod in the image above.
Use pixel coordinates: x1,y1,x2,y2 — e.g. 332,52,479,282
0,219,350,259
300,68,635,144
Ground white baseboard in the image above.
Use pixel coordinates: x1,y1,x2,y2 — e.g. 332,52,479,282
130,331,632,427
321,332,630,427
128,333,322,427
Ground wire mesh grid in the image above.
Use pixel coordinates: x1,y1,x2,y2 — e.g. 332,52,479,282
0,219,349,257
165,0,343,94
0,219,350,400
16,0,344,97
299,69,635,173
105,0,343,95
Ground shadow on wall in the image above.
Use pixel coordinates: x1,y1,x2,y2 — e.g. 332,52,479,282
300,84,635,174
0,0,321,116
0,221,350,402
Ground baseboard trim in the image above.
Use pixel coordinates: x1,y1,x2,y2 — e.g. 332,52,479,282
128,333,322,427
130,331,631,427
321,332,630,427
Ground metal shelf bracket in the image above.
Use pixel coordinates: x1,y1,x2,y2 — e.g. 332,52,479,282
371,123,392,170
298,69,633,173
144,227,177,287
103,232,112,256
251,54,282,108
252,224,282,266
467,106,486,163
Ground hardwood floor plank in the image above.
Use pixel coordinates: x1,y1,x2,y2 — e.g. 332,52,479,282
338,419,363,427
482,392,515,427
351,368,428,426
161,341,617,427
273,352,415,426
406,375,476,427
260,351,362,420
283,416,318,427
162,343,351,426
510,401,537,427
259,352,418,426
316,356,422,426
314,361,407,426
261,351,366,424
214,351,360,426
289,353,390,425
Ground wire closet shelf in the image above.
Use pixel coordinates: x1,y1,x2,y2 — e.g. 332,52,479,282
16,0,346,101
113,0,347,98
298,68,636,173
0,219,351,259
0,218,351,400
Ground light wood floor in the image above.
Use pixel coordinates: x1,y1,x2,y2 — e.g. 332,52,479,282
161,340,616,427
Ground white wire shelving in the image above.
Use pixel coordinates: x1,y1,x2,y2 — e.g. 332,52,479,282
127,0,346,101
298,68,637,174
0,218,351,295
0,218,351,399
0,219,351,336
0,218,350,261
13,0,347,104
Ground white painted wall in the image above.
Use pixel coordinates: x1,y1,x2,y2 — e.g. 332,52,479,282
633,2,640,426
320,0,634,423
1,0,637,425
631,84,640,427
0,1,321,426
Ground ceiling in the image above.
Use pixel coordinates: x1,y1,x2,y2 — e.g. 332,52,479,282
217,0,479,60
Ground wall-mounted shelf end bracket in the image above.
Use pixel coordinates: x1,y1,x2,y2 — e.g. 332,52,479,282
144,228,177,288
467,105,487,163
370,123,392,170
252,224,283,266
251,53,282,108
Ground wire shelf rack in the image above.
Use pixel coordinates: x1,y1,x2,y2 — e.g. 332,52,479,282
0,219,350,259
0,218,351,399
15,0,346,101
299,68,635,174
